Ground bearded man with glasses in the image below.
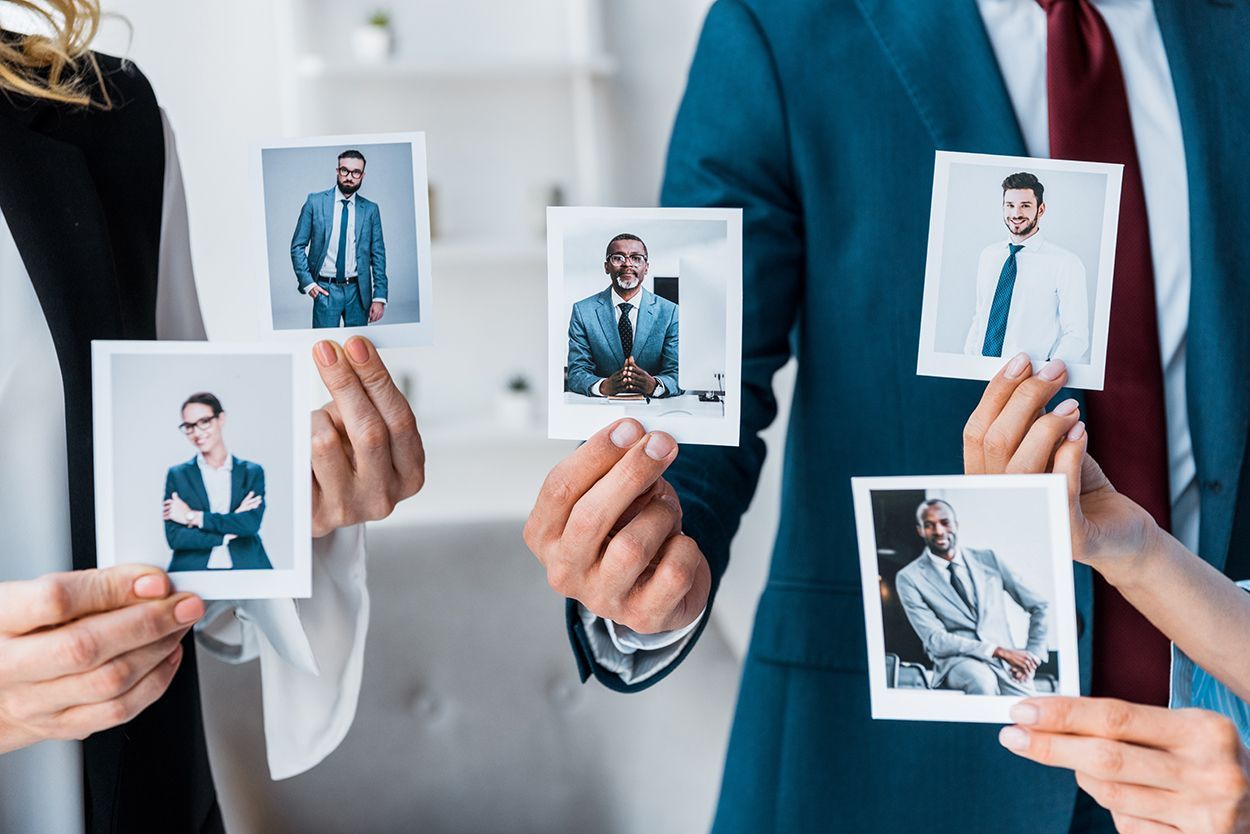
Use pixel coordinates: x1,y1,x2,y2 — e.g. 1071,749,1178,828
565,233,680,399
290,148,389,328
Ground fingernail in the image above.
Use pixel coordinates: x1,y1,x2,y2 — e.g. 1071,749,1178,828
645,433,676,460
1038,359,1066,381
1052,398,1079,417
167,644,183,665
1009,702,1040,725
314,341,337,367
133,573,167,599
1067,420,1086,441
174,597,205,624
345,337,369,364
999,726,1029,750
610,420,642,448
1005,353,1029,379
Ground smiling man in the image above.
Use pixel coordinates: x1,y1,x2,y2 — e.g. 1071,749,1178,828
565,233,679,398
894,498,1051,696
162,393,270,572
964,172,1090,363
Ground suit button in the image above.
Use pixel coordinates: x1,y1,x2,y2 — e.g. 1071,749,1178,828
1076,612,1085,638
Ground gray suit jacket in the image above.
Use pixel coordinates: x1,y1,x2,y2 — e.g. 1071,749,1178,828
566,287,679,396
894,547,1049,688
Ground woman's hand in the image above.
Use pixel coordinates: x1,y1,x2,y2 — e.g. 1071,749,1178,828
963,353,1162,581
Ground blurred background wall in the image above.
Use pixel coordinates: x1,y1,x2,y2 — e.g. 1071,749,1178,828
90,2,797,830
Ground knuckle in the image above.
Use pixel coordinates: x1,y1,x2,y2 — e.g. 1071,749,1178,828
657,556,696,596
980,428,1011,460
606,532,649,572
30,577,73,624
356,422,389,454
1093,742,1125,777
539,473,576,511
98,698,133,728
1101,701,1134,735
59,628,102,670
962,419,987,447
545,563,573,595
311,427,340,458
91,659,132,699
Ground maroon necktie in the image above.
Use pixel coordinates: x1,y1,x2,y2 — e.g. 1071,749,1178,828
1041,0,1172,706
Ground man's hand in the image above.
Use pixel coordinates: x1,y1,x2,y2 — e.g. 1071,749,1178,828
626,357,658,396
162,492,193,526
599,366,631,397
993,647,1039,680
307,283,329,300
523,418,710,634
0,565,204,755
964,353,1160,580
234,491,262,513
1001,697,1250,833
368,302,385,324
310,336,425,537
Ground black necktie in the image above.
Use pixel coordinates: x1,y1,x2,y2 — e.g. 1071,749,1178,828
618,302,634,358
948,562,975,615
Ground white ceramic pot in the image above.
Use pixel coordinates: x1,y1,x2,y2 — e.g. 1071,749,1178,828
495,391,534,429
351,25,394,64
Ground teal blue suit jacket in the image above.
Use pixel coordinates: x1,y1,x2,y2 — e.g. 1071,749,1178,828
564,2,1250,831
290,187,389,316
566,288,680,396
164,456,270,572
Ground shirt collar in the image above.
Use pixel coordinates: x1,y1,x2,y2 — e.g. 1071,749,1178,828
336,188,357,204
925,547,966,573
1006,229,1045,251
611,286,645,310
197,452,233,472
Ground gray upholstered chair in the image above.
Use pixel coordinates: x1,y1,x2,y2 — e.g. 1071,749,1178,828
199,520,739,834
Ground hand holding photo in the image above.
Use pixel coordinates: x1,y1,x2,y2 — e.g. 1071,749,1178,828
852,474,1079,723
93,342,312,599
916,151,1123,390
548,207,742,446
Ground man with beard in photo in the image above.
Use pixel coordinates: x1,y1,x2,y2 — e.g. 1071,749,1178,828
290,149,389,328
964,172,1089,363
566,233,679,398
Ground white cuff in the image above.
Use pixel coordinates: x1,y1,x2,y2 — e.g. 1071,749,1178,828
577,603,706,686
194,524,370,779
974,642,998,661
592,378,606,397
652,381,666,398
374,297,387,305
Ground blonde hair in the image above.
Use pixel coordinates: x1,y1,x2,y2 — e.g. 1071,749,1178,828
0,0,107,108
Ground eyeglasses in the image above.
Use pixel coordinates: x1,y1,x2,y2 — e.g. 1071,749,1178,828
336,167,365,179
178,415,218,435
607,254,647,267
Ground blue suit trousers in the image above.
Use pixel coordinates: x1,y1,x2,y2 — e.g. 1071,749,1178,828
312,281,366,328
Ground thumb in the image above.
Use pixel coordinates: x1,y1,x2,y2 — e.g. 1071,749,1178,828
172,492,181,501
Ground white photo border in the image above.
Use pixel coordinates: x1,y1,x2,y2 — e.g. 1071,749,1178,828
546,206,743,447
250,131,435,348
916,151,1123,390
851,473,1080,723
92,341,313,599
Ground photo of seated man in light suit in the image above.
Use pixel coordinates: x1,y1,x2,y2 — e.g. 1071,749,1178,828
566,233,679,398
963,172,1089,363
895,499,1049,696
161,392,270,572
290,149,388,328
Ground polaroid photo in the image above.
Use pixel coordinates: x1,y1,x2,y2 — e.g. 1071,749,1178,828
916,151,1123,390
253,132,434,348
851,474,1079,723
93,342,312,599
547,207,743,446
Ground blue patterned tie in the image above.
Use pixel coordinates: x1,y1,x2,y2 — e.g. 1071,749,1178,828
981,243,1025,357
335,198,349,281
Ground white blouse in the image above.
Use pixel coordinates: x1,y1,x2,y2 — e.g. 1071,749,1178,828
0,111,370,832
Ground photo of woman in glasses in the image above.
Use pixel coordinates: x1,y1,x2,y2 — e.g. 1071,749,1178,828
161,392,271,572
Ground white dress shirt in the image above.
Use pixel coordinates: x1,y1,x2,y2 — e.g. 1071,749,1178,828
592,287,667,398
196,452,235,570
318,188,357,279
963,231,1090,362
581,0,1197,683
924,548,1000,662
0,111,370,833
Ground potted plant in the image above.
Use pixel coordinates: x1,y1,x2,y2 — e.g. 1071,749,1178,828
496,374,535,429
352,10,395,64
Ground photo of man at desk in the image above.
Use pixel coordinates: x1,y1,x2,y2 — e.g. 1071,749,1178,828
565,233,679,400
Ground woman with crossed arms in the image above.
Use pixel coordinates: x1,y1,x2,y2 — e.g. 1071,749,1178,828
965,354,1250,833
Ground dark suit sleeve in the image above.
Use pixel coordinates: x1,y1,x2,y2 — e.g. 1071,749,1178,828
369,204,388,301
565,0,805,692
290,196,317,292
164,469,225,550
656,306,680,396
199,465,266,537
565,304,601,396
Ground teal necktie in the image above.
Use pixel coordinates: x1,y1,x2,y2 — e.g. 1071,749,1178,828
335,198,349,281
981,243,1025,357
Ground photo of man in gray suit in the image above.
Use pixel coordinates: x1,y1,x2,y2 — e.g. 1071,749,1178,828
290,149,389,328
565,233,679,398
894,498,1050,696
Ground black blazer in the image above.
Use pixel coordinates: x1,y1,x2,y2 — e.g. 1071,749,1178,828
0,53,221,832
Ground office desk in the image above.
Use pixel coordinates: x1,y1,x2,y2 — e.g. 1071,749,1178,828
563,392,726,419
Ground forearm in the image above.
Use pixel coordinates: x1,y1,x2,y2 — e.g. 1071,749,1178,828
1106,531,1250,702
199,509,263,536
166,520,224,549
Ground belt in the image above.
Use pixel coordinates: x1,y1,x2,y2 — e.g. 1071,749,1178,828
319,276,358,285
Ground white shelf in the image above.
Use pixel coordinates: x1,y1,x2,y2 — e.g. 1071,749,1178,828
296,55,615,82
431,237,547,269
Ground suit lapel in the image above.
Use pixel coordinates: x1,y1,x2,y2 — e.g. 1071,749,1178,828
594,289,625,367
184,457,212,513
964,551,992,629
229,456,245,510
632,290,657,358
920,554,973,621
1153,0,1250,572
853,0,1027,155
